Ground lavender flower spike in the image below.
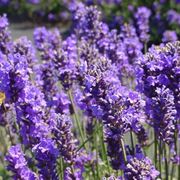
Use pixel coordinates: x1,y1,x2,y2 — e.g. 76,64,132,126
6,145,38,180
135,6,151,43
32,139,59,180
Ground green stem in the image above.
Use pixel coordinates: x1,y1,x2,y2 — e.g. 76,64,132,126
154,131,158,169
60,158,64,180
76,136,93,152
68,90,86,149
159,141,162,179
130,131,135,154
170,163,174,180
100,125,110,174
164,144,168,180
95,122,99,179
144,42,147,54
120,138,127,163
5,124,13,145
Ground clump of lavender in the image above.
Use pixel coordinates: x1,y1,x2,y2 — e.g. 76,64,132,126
34,27,77,91
136,41,179,145
77,39,147,169
52,113,92,179
6,145,38,180
72,3,143,86
135,6,151,43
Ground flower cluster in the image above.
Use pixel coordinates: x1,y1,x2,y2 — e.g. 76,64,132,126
6,145,38,180
124,150,159,179
136,41,179,146
135,6,151,43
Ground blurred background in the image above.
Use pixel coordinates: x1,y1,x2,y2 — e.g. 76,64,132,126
0,0,179,42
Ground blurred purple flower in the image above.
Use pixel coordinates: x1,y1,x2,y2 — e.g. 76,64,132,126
162,30,178,42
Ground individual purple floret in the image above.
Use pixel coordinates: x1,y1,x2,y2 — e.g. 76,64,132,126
32,139,59,180
6,145,38,180
162,30,178,42
135,6,151,43
97,0,121,5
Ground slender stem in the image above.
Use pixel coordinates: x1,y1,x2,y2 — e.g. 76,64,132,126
154,131,158,169
100,125,110,174
144,42,147,54
170,163,174,180
70,165,75,179
68,90,86,149
164,144,168,180
159,140,162,179
95,121,99,179
120,138,127,163
5,124,13,145
178,163,180,180
130,131,135,154
76,136,93,152
60,158,64,180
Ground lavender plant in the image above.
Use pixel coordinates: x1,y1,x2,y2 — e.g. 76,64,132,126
0,2,179,179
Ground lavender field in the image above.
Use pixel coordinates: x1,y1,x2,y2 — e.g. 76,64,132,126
0,0,179,180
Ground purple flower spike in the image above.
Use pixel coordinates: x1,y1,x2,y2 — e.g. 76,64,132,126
33,139,59,180
124,155,159,180
135,7,151,43
6,145,38,180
